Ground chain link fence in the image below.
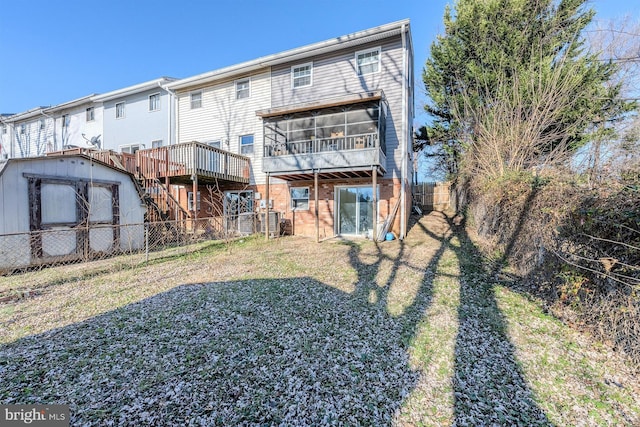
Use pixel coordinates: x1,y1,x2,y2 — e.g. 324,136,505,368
0,215,264,276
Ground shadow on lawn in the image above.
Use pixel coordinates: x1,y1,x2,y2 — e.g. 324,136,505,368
0,229,442,425
415,213,552,426
0,213,552,425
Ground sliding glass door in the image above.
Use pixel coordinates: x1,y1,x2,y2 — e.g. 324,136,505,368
337,186,378,236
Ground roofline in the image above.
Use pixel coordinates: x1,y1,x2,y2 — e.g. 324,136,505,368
92,77,178,102
0,154,139,181
166,19,410,91
2,107,50,122
46,94,97,113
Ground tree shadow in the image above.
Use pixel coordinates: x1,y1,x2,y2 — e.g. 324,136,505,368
415,213,553,426
0,220,449,425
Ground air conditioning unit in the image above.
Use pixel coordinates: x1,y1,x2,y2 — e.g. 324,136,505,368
238,212,256,235
259,212,280,235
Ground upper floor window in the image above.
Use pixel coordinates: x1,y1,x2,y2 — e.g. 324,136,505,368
236,78,250,100
207,140,221,149
240,134,254,155
61,115,70,128
190,91,202,109
20,124,26,134
292,63,312,88
86,107,95,122
40,119,46,130
1,125,6,134
356,47,381,75
151,139,163,148
149,93,160,111
115,102,125,119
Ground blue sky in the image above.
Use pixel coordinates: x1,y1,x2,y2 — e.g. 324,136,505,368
0,0,637,122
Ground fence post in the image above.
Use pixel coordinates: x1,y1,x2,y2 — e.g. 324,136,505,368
145,223,149,262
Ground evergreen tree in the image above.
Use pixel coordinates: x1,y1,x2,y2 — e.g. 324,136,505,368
419,0,634,180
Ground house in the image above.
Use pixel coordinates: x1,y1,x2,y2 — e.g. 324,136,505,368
0,155,147,271
92,77,177,153
0,95,101,159
157,19,414,239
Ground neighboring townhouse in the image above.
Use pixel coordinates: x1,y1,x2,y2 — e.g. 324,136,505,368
0,95,101,159
48,95,103,151
0,107,53,159
92,77,177,153
160,19,414,239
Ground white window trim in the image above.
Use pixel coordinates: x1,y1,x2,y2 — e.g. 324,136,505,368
235,78,251,100
239,134,254,155
86,107,95,122
149,93,161,112
119,143,144,154
190,91,202,109
187,191,201,211
115,102,126,119
291,62,313,88
151,139,163,148
355,46,382,76
290,187,310,211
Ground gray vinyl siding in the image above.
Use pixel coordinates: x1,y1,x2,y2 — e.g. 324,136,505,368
177,70,271,185
270,37,407,180
102,89,170,151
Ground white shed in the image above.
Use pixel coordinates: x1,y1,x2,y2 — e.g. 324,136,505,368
0,155,147,271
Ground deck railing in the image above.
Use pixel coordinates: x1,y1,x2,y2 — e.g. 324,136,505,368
136,142,250,183
263,133,381,157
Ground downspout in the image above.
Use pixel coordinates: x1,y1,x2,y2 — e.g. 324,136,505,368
400,23,407,240
40,110,55,152
160,82,176,146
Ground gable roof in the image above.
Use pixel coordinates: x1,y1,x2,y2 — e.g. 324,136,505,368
0,154,138,181
166,19,410,91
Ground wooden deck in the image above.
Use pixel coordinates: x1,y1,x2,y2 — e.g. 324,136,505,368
136,142,250,185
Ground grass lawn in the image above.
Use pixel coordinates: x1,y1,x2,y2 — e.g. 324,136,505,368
0,212,638,425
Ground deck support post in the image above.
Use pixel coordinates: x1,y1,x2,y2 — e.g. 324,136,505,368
265,172,270,241
315,170,319,243
372,167,377,241
192,174,198,232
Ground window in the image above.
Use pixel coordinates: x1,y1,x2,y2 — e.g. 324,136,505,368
190,91,202,109
40,119,46,130
115,102,125,119
149,93,160,111
120,144,143,154
1,125,6,134
207,140,221,149
86,107,95,122
356,47,381,75
62,115,69,128
20,124,26,134
239,134,254,155
236,78,250,100
187,191,201,211
290,187,309,210
292,63,312,88
151,139,163,148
